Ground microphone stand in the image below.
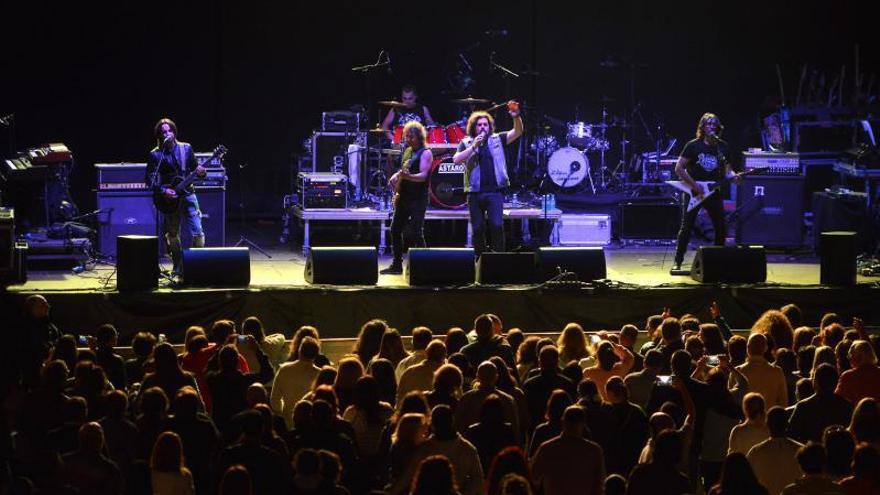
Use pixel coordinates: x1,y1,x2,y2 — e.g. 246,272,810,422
233,162,272,258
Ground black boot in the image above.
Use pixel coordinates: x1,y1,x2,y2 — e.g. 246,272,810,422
380,260,403,275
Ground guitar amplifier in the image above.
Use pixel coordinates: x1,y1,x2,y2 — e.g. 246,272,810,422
297,172,347,209
310,131,364,173
742,152,800,175
95,163,148,191
322,111,361,132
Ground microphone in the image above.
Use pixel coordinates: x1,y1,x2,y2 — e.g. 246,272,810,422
386,52,393,75
708,132,721,141
458,53,473,72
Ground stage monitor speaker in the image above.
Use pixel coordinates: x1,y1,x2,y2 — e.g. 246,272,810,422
476,252,536,284
407,248,475,286
535,247,606,282
96,191,158,257
305,247,378,285
116,235,158,291
735,176,804,248
619,201,680,240
182,247,250,287
811,192,871,253
178,188,226,249
820,231,857,286
690,246,767,283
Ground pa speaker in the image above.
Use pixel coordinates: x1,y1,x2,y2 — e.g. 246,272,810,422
305,247,378,285
407,248,475,286
735,176,804,248
182,247,250,287
116,235,158,291
536,247,606,282
820,231,857,286
96,191,158,257
476,252,536,284
691,246,766,283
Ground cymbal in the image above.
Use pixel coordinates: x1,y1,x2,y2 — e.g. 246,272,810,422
596,95,616,103
377,100,407,108
451,97,490,105
368,127,388,134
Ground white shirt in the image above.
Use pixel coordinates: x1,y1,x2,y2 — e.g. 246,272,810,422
747,437,804,495
270,359,320,428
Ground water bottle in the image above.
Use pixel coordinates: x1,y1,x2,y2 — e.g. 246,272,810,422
549,194,556,211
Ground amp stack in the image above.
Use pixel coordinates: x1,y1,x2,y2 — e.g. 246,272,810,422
736,151,804,248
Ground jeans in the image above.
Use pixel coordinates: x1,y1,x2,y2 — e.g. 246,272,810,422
390,193,428,263
163,192,204,270
468,191,504,255
674,192,725,265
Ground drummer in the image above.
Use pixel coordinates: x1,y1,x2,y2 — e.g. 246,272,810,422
381,84,437,142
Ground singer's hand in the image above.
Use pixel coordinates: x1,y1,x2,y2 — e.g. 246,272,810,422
472,133,485,150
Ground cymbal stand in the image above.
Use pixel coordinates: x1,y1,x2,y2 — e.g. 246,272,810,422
598,106,609,189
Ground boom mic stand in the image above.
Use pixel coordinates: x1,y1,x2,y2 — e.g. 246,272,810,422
233,162,271,258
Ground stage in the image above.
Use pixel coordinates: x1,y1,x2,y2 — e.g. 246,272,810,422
3,221,879,342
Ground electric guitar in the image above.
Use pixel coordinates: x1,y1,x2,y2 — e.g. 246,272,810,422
153,145,227,214
666,166,768,212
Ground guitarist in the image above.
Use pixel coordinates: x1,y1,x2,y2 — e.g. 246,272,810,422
672,113,740,272
380,121,433,275
146,117,206,275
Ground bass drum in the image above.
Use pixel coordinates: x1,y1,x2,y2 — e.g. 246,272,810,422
428,154,467,209
547,147,588,188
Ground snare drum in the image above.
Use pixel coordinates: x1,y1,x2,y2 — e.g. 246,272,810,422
547,147,589,188
445,122,466,144
566,122,594,148
392,125,405,144
426,126,447,144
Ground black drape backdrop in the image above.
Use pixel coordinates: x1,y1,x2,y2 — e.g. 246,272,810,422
1,1,876,218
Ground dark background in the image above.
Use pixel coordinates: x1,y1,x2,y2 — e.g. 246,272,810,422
1,1,877,219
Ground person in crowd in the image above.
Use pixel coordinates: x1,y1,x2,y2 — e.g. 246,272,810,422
604,377,649,476
92,323,126,390
522,346,576,427
575,378,618,461
150,431,195,495
708,452,769,495
334,356,365,413
736,333,788,408
426,363,463,410
656,317,685,373
215,410,293,495
618,324,645,373
461,314,516,369
369,358,399,407
342,375,393,487
124,331,157,388
699,361,749,491
824,425,856,482
781,442,845,494
836,340,880,404
728,392,770,455
728,335,748,367
624,349,663,411
353,319,389,366
399,340,447,402
556,323,590,367
18,294,61,391
271,336,321,428
288,325,332,367
99,390,139,482
61,422,124,495
445,328,470,356
515,337,541,383
388,413,428,487
372,329,410,368
410,455,459,495
455,361,519,438
582,341,635,401
626,428,692,495
531,406,605,495
839,443,880,495
488,355,531,440
848,398,880,447
462,394,518,472
485,446,530,495
238,316,288,376
396,327,432,379
747,406,804,495
205,342,274,432
142,343,200,408
751,309,795,353
787,363,854,443
167,387,219,495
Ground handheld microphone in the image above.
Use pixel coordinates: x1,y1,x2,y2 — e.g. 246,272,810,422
386,52,393,75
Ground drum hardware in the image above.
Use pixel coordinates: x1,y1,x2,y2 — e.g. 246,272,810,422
450,97,491,105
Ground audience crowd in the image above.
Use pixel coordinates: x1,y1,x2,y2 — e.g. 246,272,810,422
2,294,880,495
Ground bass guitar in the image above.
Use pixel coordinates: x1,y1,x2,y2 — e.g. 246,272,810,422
153,145,227,214
666,166,768,212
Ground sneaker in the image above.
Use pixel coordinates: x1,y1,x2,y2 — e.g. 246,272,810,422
669,262,683,275
380,262,403,275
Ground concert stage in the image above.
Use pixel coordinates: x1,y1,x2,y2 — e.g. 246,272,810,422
3,222,879,342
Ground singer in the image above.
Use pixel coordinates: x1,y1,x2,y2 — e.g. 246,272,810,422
453,105,523,257
671,113,739,272
145,117,206,276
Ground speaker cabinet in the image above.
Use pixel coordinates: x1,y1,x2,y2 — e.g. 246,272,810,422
535,247,606,282
97,191,158,257
406,248,475,286
116,235,158,291
735,176,804,248
182,247,250,287
178,188,226,249
820,231,857,286
690,246,767,283
305,247,378,285
812,192,871,253
476,252,536,284
619,201,680,240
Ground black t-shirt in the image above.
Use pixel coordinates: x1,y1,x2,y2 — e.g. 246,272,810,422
477,132,508,193
679,138,731,181
399,147,429,199
393,106,428,126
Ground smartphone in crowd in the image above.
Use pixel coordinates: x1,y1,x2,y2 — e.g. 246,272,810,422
656,375,673,385
707,355,721,367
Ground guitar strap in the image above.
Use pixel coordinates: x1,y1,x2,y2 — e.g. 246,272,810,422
175,143,187,175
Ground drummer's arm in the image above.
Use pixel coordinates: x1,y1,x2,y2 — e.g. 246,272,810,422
381,110,395,139
423,106,437,126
